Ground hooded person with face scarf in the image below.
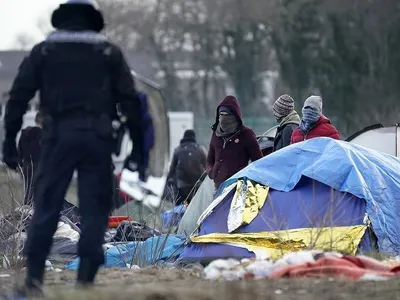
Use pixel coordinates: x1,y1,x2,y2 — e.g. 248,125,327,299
206,95,263,189
291,95,340,144
272,94,300,151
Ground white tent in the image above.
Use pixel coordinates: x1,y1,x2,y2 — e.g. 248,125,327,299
177,176,215,235
346,124,399,157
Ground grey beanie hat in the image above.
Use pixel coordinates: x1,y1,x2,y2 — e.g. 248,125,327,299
303,95,323,114
273,94,295,120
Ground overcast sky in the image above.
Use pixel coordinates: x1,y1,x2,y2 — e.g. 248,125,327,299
0,0,63,50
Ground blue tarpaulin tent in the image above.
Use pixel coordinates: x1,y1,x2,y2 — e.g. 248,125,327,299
180,138,400,262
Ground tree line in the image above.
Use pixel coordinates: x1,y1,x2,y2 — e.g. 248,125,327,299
17,0,400,136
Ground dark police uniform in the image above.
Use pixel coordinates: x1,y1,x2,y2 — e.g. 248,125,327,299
2,0,144,291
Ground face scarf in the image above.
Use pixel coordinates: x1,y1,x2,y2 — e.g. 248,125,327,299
299,107,321,134
216,114,239,137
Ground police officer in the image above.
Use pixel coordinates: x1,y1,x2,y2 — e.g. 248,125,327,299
2,0,144,294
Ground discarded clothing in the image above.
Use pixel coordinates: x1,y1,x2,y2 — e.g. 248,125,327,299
269,255,400,280
110,221,161,242
65,235,186,269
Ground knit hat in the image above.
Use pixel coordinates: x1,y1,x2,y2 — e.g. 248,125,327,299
183,129,196,140
273,94,295,120
303,95,323,114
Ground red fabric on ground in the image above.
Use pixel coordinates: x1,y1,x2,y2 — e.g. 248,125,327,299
269,256,400,280
342,255,392,272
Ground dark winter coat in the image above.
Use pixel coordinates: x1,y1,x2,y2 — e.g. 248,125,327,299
167,138,207,189
273,123,298,152
4,26,144,160
291,115,340,144
18,126,43,170
17,126,43,205
206,96,263,189
138,92,154,181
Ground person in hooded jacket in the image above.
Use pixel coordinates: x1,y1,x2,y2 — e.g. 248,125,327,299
291,95,340,144
207,95,263,189
272,94,300,151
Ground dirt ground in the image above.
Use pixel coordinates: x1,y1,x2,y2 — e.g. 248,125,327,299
1,268,400,300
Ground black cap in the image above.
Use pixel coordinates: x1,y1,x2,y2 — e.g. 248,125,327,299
183,130,196,140
51,0,105,32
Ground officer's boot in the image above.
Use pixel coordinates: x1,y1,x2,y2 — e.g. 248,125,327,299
15,258,46,297
14,267,44,298
76,258,100,288
15,278,44,298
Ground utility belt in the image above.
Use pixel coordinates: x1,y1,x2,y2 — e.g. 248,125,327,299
41,112,126,155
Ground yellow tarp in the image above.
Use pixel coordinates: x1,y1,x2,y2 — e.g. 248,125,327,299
191,225,367,260
228,179,269,232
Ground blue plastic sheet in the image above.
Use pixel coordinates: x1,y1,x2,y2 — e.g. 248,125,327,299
217,137,400,255
65,235,186,270
161,205,185,230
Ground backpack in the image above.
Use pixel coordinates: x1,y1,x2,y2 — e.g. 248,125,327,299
176,143,205,185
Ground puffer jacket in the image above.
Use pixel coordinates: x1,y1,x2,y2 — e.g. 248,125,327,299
290,115,340,144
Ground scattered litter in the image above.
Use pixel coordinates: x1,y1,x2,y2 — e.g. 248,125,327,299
0,274,11,278
45,260,62,272
274,290,283,295
203,258,241,280
126,264,140,269
360,274,389,281
203,251,400,281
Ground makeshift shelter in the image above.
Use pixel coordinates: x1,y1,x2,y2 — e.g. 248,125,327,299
346,123,399,157
179,138,400,263
177,176,215,235
176,128,280,236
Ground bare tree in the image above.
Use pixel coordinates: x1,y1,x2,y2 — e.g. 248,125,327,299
12,34,36,50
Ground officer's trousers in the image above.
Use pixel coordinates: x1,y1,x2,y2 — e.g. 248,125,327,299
24,126,113,285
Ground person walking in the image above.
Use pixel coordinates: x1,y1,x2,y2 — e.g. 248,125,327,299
166,130,206,205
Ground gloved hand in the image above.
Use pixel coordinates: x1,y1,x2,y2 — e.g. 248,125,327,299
2,138,19,170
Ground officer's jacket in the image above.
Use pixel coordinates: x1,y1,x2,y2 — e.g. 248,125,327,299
5,30,143,152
